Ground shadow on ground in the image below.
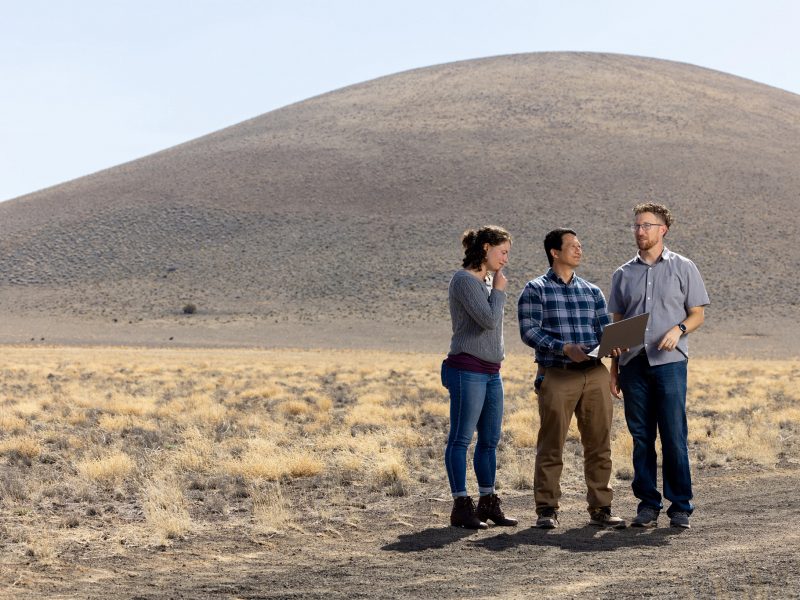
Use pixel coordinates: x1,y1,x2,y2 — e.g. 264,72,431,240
470,524,685,553
381,523,686,554
381,526,477,552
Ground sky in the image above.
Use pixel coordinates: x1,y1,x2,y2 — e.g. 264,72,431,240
2,0,799,202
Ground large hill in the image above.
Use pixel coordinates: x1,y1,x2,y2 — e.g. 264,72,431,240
1,52,798,354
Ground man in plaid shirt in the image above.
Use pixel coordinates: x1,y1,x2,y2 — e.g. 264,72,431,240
518,228,625,530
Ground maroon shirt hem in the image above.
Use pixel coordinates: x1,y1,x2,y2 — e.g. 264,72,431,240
445,353,501,375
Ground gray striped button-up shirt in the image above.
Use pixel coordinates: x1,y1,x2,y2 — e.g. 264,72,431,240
609,247,710,367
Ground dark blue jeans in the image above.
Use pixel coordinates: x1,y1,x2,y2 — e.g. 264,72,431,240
442,363,503,497
619,354,693,515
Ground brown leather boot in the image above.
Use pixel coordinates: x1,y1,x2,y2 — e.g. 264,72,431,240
476,493,518,526
450,496,488,529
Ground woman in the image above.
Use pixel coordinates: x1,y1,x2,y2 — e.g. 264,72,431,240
442,225,518,529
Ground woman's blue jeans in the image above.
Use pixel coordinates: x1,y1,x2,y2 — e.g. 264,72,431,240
442,363,503,497
619,354,693,515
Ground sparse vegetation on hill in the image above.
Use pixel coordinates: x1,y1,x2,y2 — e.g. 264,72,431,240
1,53,798,351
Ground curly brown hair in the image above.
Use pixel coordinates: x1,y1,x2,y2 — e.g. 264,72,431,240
634,202,673,228
461,225,512,270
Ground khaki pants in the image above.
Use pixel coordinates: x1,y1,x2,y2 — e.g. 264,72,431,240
534,364,613,513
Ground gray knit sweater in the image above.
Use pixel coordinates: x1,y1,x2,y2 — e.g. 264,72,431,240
448,270,506,363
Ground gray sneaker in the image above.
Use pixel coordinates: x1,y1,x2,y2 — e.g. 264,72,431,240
535,508,558,529
669,511,691,529
630,507,659,528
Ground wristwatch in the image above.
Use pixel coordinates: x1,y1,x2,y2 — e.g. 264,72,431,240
678,323,687,335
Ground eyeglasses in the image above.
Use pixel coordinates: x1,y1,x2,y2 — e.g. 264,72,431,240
630,223,664,232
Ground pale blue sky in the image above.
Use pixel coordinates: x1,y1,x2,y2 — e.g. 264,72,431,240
2,0,798,202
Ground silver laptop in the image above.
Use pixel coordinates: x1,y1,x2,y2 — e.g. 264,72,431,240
587,313,650,358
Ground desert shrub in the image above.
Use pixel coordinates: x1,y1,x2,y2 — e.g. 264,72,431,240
77,451,135,486
250,480,290,533
371,448,411,496
0,411,27,434
0,436,42,465
287,452,325,477
144,475,191,541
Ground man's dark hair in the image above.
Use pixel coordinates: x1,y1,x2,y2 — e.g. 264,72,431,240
544,228,577,267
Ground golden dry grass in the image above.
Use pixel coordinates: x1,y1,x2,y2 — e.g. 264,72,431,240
0,345,797,568
76,451,135,487
143,475,192,542
250,480,290,534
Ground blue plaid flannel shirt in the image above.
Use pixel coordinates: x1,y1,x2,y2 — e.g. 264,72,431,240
517,268,611,367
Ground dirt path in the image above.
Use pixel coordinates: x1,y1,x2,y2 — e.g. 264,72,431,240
4,467,799,599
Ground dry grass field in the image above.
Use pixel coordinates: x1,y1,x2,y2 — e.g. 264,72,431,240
1,346,799,598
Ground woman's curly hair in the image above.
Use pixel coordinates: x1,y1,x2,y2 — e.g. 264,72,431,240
461,225,512,270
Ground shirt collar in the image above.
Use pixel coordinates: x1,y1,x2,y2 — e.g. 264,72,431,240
546,267,575,285
635,246,671,265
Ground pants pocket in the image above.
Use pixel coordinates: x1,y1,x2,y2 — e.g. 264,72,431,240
441,360,448,389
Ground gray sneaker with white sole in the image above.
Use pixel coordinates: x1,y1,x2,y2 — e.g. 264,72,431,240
669,511,691,528
630,507,659,528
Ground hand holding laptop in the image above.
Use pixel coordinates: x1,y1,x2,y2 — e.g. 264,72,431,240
564,343,592,363
587,313,650,359
575,344,626,359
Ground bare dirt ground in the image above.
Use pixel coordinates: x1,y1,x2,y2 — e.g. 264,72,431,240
3,466,799,599
0,312,797,359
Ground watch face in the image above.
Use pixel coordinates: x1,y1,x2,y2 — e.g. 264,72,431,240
679,323,687,333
